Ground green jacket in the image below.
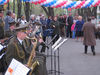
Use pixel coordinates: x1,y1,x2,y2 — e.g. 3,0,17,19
6,37,27,66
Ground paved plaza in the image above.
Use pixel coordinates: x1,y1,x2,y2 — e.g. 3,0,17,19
47,38,100,75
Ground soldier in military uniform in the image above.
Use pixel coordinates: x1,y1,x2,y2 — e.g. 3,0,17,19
5,24,28,66
0,10,4,39
6,23,48,75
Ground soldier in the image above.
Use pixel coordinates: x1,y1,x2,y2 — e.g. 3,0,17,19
6,23,48,75
0,10,4,39
5,24,28,66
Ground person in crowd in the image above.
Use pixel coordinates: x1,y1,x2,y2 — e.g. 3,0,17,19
50,16,60,44
12,13,16,21
29,14,36,24
65,15,68,37
75,16,84,41
20,15,27,25
58,14,66,37
91,16,97,25
4,10,13,37
40,15,47,42
82,18,97,56
71,21,76,39
95,21,100,39
47,16,52,29
67,13,73,38
0,10,4,39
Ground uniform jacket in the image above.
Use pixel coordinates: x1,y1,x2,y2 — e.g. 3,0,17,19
6,37,32,66
0,17,4,39
82,22,96,46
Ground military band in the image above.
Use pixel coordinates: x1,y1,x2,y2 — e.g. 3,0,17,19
0,10,48,75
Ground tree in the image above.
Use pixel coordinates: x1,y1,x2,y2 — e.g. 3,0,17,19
13,0,15,13
24,2,30,22
17,0,22,19
7,1,10,10
41,6,54,17
78,7,97,21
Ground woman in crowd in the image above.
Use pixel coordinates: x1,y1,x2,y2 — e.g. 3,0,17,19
75,16,84,41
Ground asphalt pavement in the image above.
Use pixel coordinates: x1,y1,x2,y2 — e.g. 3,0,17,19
46,38,100,75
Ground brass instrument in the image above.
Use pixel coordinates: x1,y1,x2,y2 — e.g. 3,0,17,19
26,36,39,75
26,24,40,75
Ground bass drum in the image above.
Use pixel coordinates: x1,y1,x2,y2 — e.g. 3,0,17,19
0,44,7,73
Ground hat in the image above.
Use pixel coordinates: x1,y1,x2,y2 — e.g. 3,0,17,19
15,23,29,32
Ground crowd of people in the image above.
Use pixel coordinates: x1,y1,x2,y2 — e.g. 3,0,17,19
0,9,100,75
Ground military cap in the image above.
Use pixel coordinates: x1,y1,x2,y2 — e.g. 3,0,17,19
15,23,29,32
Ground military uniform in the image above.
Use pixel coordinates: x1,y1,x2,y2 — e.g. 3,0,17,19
6,23,48,75
0,17,4,39
6,37,26,66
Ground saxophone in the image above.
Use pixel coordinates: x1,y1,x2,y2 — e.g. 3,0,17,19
26,24,40,75
27,37,39,75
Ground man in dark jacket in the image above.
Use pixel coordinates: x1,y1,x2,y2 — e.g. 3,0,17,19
67,13,73,38
58,14,66,37
50,16,60,44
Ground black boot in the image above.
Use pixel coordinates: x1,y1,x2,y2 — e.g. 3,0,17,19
91,46,95,56
84,45,88,54
92,49,95,56
84,50,87,54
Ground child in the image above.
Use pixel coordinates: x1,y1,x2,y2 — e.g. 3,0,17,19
71,21,76,39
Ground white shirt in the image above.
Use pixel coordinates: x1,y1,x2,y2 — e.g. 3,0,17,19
21,19,27,25
91,19,97,25
17,38,23,45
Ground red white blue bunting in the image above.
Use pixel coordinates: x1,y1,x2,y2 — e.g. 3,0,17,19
1,0,100,9
29,0,100,9
0,0,9,5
